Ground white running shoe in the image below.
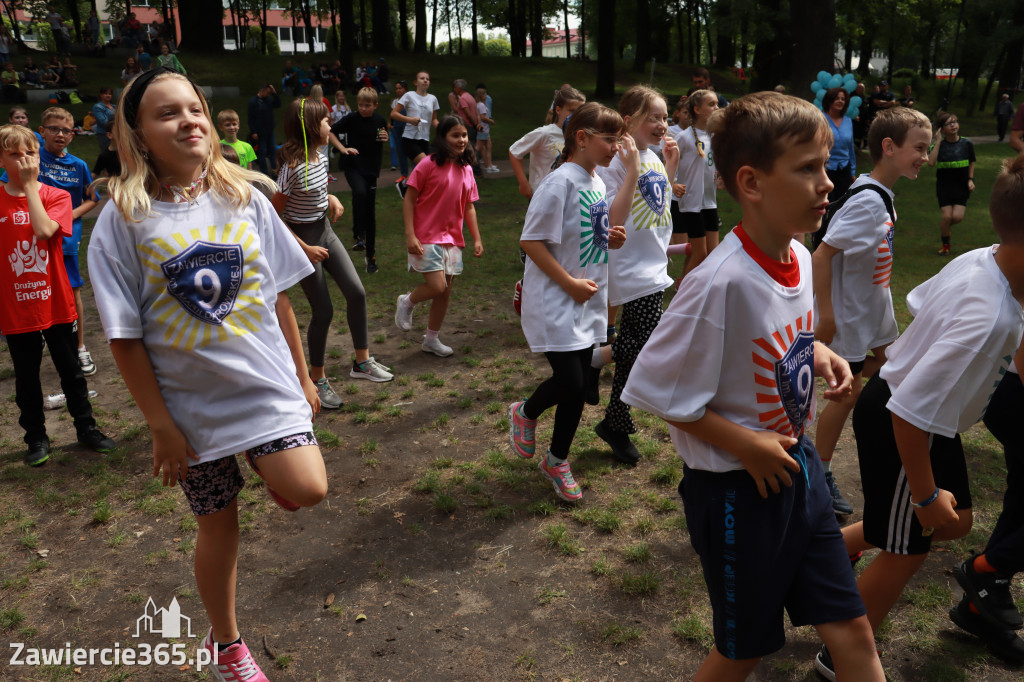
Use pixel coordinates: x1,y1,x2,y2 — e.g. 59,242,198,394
421,335,453,357
395,294,413,331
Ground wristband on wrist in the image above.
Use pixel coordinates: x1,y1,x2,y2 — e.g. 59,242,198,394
969,177,974,181
912,487,940,509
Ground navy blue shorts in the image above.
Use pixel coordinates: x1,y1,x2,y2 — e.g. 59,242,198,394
63,254,82,289
679,435,866,660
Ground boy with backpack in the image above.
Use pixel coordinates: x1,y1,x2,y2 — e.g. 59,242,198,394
811,107,932,516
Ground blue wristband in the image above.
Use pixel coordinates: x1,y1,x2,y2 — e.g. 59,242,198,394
912,487,940,509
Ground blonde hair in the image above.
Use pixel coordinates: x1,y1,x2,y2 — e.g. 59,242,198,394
0,123,39,153
618,85,664,135
40,107,73,125
310,84,324,102
216,108,239,126
990,154,1024,244
708,91,832,199
356,87,378,105
867,107,931,162
102,71,274,223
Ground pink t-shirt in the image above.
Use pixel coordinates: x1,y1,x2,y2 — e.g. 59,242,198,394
455,91,478,126
407,158,479,246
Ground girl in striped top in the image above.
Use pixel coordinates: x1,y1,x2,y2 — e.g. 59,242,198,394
272,98,393,411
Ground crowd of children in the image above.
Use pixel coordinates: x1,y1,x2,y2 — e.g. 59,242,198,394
2,62,1023,681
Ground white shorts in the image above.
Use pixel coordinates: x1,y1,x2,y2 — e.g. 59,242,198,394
407,243,464,275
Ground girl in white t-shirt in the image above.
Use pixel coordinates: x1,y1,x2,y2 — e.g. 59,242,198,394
592,85,678,465
509,103,627,502
672,89,721,277
509,86,586,199
86,70,327,682
330,89,351,125
390,70,440,166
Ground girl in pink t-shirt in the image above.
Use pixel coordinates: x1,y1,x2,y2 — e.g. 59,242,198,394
394,116,483,357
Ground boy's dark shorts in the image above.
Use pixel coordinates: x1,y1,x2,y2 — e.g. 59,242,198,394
679,435,865,660
676,208,720,239
63,254,83,289
854,376,972,555
403,138,430,161
178,431,317,516
936,178,969,208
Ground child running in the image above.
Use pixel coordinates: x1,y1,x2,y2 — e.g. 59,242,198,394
508,102,627,502
591,85,678,465
622,91,884,682
812,107,931,515
273,97,393,406
928,112,975,255
394,115,482,357
391,70,439,170
672,89,720,277
87,67,328,682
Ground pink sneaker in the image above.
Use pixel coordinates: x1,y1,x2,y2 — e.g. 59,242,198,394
201,628,269,682
244,452,299,512
538,456,582,502
508,401,536,458
512,279,522,316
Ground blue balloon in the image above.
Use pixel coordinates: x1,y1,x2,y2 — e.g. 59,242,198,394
844,81,856,93
817,70,831,83
847,106,859,119
844,73,856,82
814,89,825,101
828,76,842,89
849,95,862,109
811,81,823,93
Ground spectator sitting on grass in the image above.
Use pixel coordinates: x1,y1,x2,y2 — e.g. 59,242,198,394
121,56,141,85
59,57,77,87
21,58,39,87
2,63,22,102
39,60,59,87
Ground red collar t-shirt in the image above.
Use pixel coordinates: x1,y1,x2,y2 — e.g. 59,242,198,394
0,184,75,334
733,222,800,286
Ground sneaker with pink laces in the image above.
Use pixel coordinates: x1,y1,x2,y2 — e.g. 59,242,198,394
508,401,536,458
538,455,582,502
201,628,269,682
244,452,299,512
512,279,523,316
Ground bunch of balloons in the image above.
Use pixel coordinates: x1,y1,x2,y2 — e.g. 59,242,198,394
810,71,862,120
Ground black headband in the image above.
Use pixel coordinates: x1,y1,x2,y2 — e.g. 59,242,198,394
122,66,188,129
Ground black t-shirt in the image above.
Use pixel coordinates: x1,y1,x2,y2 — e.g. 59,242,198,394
934,137,975,186
330,112,386,177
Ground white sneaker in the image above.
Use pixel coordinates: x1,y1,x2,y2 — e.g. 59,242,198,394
421,335,453,357
78,349,97,376
485,165,500,173
351,358,394,382
395,293,413,331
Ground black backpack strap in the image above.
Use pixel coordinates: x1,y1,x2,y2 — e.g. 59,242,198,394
811,183,894,251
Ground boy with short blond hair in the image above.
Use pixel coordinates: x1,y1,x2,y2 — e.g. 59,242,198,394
622,92,884,682
811,106,932,516
217,108,257,170
0,124,114,466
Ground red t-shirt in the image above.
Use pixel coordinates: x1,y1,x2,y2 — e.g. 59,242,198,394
0,184,75,334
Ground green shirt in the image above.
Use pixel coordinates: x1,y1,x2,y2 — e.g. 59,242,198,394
220,138,257,169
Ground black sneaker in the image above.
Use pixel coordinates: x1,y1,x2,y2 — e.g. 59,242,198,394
825,470,854,515
813,644,836,682
594,419,640,465
584,365,601,406
352,238,365,251
24,439,50,467
78,428,115,453
950,597,1024,663
396,178,408,199
954,555,1023,630
366,257,379,274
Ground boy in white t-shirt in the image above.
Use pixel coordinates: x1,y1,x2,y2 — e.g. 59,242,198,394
622,92,884,682
812,106,932,516
841,155,1024,672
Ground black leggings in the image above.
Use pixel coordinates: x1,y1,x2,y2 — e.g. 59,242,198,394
982,371,1024,575
344,170,378,258
523,348,591,459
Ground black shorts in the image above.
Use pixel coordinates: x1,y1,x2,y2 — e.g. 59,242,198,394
848,359,865,376
670,201,687,234
404,137,430,161
680,208,720,239
679,436,865,660
854,376,973,555
937,179,970,208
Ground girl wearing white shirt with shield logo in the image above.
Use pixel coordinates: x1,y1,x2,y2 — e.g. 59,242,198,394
672,89,721,277
509,103,627,503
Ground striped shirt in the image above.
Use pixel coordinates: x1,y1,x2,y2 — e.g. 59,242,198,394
277,152,329,223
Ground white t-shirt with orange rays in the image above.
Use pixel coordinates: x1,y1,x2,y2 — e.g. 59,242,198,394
819,175,899,363
622,226,817,473
88,191,315,465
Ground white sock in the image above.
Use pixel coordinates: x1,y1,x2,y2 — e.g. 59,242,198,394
425,329,439,342
822,459,832,472
546,450,566,467
591,347,604,368
401,293,414,309
78,346,86,352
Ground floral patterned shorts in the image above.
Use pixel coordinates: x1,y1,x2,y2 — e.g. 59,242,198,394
178,432,318,516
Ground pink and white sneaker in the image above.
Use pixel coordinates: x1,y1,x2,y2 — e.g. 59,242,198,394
244,452,299,512
201,628,270,681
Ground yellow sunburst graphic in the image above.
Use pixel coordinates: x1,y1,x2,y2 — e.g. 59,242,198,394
630,162,671,231
136,221,265,351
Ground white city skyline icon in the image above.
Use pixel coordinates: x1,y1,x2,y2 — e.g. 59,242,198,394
133,597,195,639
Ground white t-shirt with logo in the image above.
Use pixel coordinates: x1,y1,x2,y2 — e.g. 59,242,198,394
819,175,899,362
623,228,817,472
597,147,673,306
520,162,610,352
674,126,717,212
509,124,564,191
88,191,316,465
398,90,440,141
880,246,1024,438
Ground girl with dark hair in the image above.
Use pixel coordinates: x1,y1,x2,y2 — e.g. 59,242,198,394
823,87,856,201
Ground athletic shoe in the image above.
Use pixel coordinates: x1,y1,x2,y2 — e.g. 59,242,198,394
814,644,836,682
584,365,601,406
78,349,97,376
396,178,408,199
538,455,582,502
938,243,951,255
25,439,50,467
825,470,854,515
351,358,394,382
594,419,640,465
955,555,1023,630
352,238,365,251
315,378,343,409
508,401,536,458
485,165,500,173
950,597,1024,663
369,356,391,372
365,257,379,274
390,165,398,171
395,294,413,331
421,335,453,357
327,174,337,183
512,279,522,316
244,451,299,511
77,427,115,452
201,628,271,682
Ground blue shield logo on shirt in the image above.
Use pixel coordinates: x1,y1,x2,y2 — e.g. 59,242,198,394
884,223,895,256
589,197,610,252
161,241,244,326
774,331,815,432
637,169,667,216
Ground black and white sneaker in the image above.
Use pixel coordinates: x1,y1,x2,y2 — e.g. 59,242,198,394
950,597,1024,663
396,177,408,199
813,644,836,682
955,555,1023,630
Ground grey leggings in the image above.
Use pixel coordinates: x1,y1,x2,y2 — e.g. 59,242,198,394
287,215,368,366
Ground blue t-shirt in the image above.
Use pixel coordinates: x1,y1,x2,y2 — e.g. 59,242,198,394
2,146,98,255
